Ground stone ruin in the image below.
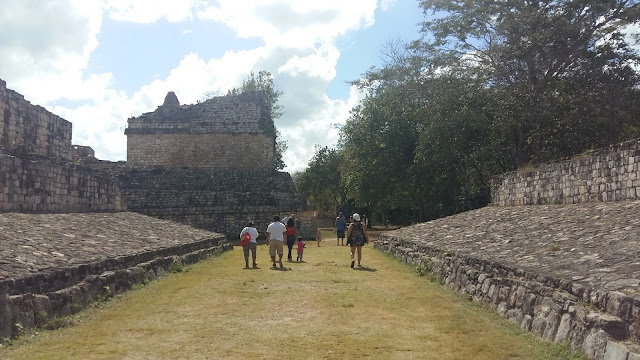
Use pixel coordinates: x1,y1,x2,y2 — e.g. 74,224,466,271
2,77,322,339
118,90,311,238
377,139,640,359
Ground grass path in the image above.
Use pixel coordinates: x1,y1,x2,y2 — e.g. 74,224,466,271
1,230,583,359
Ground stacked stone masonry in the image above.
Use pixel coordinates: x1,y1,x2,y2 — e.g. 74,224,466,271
119,167,309,238
376,235,640,360
492,138,640,206
0,212,231,339
0,154,124,212
126,91,275,170
0,79,72,160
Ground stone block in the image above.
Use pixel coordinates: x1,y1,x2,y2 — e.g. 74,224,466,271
555,313,572,342
0,291,12,338
604,341,629,360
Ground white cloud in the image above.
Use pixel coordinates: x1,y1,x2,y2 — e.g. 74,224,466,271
197,0,377,47
0,0,103,104
104,0,202,23
380,0,397,11
0,0,385,171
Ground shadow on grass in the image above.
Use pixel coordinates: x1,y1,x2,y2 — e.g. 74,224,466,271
353,266,377,272
270,267,292,271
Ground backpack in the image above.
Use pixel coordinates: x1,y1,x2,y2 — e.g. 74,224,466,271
240,231,251,247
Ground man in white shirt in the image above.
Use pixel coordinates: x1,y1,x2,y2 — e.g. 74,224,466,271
239,221,259,269
266,215,286,268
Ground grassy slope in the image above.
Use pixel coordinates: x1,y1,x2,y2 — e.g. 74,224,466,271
1,230,584,359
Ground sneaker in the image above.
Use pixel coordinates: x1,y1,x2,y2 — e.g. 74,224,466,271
350,260,355,268
253,263,259,269
357,264,362,267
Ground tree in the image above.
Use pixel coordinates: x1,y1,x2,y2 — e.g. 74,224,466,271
294,146,347,216
415,0,640,166
205,70,288,170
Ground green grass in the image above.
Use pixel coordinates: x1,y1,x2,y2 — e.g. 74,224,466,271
0,229,585,359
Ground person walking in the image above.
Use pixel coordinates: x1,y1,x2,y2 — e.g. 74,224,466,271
296,237,305,262
346,213,369,268
285,218,299,262
239,221,259,269
334,212,346,246
316,228,322,247
266,215,286,269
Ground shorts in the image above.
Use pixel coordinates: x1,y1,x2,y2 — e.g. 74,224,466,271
269,240,284,257
336,229,345,238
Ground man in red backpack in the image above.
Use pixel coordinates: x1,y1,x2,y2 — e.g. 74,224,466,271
240,221,259,269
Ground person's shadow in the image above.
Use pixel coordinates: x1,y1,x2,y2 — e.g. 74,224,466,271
353,266,376,272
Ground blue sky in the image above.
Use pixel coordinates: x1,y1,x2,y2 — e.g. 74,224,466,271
0,0,425,172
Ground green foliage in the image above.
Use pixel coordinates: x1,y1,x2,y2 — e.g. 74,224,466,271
326,0,640,223
229,70,287,170
171,262,185,273
416,0,640,166
204,70,288,170
294,146,346,216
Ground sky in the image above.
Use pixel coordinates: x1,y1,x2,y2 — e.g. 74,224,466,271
0,0,425,173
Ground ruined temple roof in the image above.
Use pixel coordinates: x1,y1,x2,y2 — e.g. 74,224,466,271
125,90,274,136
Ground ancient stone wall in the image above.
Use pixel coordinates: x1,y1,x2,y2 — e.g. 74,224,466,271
119,168,310,238
125,91,275,170
0,212,230,339
0,79,72,160
492,138,640,206
0,154,124,213
375,237,638,360
127,133,274,170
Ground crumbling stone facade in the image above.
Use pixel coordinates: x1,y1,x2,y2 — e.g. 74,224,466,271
126,91,275,170
0,78,124,213
121,91,309,238
378,137,640,360
120,167,308,237
491,138,640,206
0,79,72,160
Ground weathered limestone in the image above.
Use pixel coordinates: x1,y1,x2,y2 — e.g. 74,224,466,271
125,91,275,170
378,138,640,359
120,91,309,238
118,167,309,238
376,237,637,359
0,153,124,212
0,212,230,339
492,138,640,206
0,78,124,213
0,79,72,160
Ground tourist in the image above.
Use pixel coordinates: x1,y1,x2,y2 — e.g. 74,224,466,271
334,212,346,246
266,215,286,269
346,213,369,268
239,221,259,269
316,228,322,247
296,237,305,262
282,212,291,225
285,218,299,262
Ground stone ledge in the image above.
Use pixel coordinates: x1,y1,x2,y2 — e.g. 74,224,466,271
376,237,639,360
0,242,232,339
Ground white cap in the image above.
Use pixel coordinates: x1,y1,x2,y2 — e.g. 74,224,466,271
353,213,360,222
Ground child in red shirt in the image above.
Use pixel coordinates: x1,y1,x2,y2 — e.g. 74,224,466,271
296,238,305,262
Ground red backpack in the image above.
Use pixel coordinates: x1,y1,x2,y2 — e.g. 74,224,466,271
240,231,251,247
